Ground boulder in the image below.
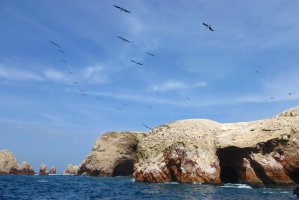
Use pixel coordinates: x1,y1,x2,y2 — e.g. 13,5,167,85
78,131,144,176
64,164,79,175
49,167,56,174
0,150,35,175
39,164,48,175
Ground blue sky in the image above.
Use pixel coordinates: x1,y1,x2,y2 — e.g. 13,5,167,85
1,0,299,172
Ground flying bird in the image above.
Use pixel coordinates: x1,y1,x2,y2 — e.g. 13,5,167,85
142,123,152,130
146,52,155,57
79,88,87,92
58,49,65,56
113,5,131,13
256,70,259,74
80,93,88,96
131,60,143,66
50,41,61,48
117,36,131,43
270,97,275,100
289,92,295,96
203,22,214,31
73,81,79,84
147,105,153,109
185,97,191,100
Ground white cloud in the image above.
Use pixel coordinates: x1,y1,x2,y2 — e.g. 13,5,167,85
150,80,207,92
83,65,108,84
43,69,71,83
0,65,42,81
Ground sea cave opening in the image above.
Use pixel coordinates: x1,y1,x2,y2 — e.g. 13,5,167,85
112,160,134,176
289,169,299,184
217,147,242,183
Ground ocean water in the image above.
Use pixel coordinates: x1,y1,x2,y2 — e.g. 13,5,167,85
0,175,297,200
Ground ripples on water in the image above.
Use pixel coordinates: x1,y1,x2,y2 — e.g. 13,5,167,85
0,175,296,200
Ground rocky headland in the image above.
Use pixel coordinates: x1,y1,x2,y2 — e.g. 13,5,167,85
0,150,35,175
80,106,299,186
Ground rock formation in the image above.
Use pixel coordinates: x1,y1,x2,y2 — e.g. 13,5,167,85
64,164,79,175
78,131,144,176
80,106,299,186
39,164,48,175
0,150,35,175
49,167,56,174
134,106,299,186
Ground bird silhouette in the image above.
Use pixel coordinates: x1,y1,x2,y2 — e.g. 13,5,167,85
117,36,131,43
203,22,214,31
131,60,143,66
113,5,131,13
146,52,155,57
50,41,62,48
147,105,153,109
142,123,152,130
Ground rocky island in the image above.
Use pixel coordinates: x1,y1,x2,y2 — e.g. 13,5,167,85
0,150,35,175
79,106,299,187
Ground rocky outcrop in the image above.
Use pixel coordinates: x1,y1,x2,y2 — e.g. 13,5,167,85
39,164,48,175
0,150,35,175
9,161,35,175
64,164,79,175
49,167,56,174
79,106,299,186
134,106,299,186
78,131,144,176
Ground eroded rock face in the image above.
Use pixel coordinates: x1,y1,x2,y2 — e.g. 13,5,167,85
9,161,35,175
134,120,221,183
49,167,56,174
0,150,18,174
78,131,144,176
134,106,299,185
64,164,79,175
0,150,34,175
39,164,48,175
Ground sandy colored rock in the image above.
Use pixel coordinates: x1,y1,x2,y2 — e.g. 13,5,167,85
134,106,299,185
0,150,18,174
64,164,79,175
9,161,35,175
0,150,34,175
49,167,56,174
79,131,144,176
39,164,48,175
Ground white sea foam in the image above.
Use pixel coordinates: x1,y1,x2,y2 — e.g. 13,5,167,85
37,179,48,183
221,184,252,189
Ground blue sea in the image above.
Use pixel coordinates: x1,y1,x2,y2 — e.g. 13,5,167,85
0,175,296,199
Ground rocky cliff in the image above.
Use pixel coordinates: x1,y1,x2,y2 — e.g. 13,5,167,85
81,106,299,186
134,107,299,186
78,131,145,176
0,150,35,175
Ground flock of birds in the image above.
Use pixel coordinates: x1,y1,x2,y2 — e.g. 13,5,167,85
48,4,295,130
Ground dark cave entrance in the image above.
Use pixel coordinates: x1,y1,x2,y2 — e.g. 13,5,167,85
112,160,134,176
289,169,299,184
217,147,245,183
220,166,239,183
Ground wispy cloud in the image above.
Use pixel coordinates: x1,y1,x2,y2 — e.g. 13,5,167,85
0,65,43,81
149,80,207,92
43,68,71,83
83,65,108,84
